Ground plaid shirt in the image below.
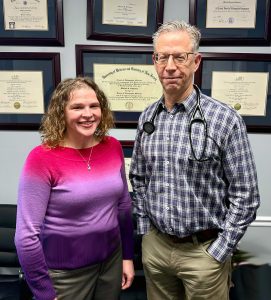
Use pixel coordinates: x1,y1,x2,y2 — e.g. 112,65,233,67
129,89,260,262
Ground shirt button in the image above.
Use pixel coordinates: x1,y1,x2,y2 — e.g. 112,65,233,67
166,183,170,187
166,161,170,164
168,227,173,232
166,206,170,210
170,115,174,119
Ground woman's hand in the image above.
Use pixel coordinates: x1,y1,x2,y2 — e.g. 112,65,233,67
121,259,135,290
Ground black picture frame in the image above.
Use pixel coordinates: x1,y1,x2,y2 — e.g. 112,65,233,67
194,52,271,133
0,52,61,130
0,0,64,46
121,140,134,157
86,0,164,43
189,0,271,46
120,140,134,194
76,44,159,128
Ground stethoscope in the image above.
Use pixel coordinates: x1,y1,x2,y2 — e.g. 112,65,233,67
143,84,208,162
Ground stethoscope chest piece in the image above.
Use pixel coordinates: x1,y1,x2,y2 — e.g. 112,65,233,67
142,84,209,162
143,121,155,134
143,102,162,134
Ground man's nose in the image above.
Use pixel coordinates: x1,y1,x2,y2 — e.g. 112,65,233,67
165,55,177,70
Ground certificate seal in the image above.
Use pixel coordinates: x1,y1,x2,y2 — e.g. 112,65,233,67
234,103,241,111
228,17,234,24
14,102,21,110
125,102,133,110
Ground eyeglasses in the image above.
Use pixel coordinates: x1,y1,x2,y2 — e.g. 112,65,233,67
154,52,195,65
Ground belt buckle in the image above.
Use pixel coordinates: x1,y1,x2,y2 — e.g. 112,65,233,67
196,229,218,243
170,235,180,243
170,234,193,244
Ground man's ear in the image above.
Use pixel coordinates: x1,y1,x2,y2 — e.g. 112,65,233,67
194,53,202,72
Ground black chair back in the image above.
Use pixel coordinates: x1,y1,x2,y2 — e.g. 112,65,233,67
0,204,32,300
0,204,19,268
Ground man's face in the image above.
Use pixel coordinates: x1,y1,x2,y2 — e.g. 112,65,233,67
153,31,201,98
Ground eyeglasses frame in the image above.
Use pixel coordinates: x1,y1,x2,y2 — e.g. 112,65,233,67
153,52,195,65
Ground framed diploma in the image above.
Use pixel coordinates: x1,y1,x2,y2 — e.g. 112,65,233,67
0,52,61,130
0,0,64,46
120,140,134,193
76,45,163,128
194,53,271,133
189,0,271,45
86,0,164,43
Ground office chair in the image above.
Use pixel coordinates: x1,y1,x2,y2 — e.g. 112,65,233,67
0,204,32,300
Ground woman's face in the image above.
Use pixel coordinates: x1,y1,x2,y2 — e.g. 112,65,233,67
64,85,102,146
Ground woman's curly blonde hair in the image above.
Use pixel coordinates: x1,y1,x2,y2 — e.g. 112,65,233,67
40,77,114,148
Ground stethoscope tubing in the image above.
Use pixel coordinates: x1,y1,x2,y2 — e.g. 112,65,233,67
189,85,208,161
143,84,208,162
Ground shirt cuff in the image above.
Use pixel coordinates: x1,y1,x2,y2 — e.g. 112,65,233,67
207,235,234,263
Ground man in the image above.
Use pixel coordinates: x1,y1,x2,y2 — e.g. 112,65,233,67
129,20,260,300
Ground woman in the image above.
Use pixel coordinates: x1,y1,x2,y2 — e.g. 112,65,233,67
15,77,134,300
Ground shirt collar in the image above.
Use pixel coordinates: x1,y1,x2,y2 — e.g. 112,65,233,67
157,97,166,113
159,88,198,114
182,88,198,115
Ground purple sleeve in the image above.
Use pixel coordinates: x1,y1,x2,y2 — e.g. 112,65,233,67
118,148,134,259
15,148,57,300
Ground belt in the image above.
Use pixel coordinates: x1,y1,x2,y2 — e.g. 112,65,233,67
166,229,219,244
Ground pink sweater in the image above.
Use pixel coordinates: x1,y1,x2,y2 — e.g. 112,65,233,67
15,136,133,300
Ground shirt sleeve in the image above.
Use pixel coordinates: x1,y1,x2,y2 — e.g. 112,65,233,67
129,121,151,235
15,147,57,300
207,117,260,262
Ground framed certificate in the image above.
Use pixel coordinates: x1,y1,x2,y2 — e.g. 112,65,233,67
0,0,64,46
121,140,134,193
86,0,164,43
189,0,271,45
76,45,163,128
194,53,271,133
0,52,61,130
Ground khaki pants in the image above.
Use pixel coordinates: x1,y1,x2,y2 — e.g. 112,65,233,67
48,245,122,300
142,227,231,300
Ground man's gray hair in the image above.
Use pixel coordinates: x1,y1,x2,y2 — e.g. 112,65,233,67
152,20,201,52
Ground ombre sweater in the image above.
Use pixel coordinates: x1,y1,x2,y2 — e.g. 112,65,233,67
15,136,133,300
